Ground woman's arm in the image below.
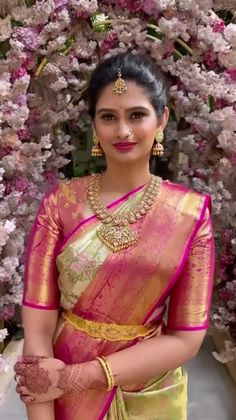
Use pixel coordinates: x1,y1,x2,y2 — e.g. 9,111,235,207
105,329,205,386
22,306,58,420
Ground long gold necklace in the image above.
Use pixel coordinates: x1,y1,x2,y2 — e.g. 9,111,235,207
87,174,162,252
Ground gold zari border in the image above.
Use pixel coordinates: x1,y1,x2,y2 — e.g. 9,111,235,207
62,311,157,341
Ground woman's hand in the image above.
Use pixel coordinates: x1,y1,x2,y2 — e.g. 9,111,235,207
14,355,66,404
14,355,107,404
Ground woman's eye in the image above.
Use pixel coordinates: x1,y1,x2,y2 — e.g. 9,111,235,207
131,112,145,119
101,114,115,121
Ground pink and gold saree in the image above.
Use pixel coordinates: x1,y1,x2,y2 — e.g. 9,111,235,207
23,176,215,420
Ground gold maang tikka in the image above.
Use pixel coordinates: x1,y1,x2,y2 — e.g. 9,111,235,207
112,68,127,95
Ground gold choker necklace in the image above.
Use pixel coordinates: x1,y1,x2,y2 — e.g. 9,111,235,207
87,174,162,252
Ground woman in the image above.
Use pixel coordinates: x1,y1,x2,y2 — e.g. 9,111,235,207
14,52,215,420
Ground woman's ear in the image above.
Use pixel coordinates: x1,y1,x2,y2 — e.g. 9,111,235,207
158,107,169,131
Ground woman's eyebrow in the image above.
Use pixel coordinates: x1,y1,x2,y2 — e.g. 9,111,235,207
96,106,150,115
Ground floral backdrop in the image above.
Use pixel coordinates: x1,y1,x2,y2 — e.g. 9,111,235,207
0,0,236,372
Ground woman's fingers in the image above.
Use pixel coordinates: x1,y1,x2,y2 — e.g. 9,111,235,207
20,394,35,404
16,384,29,395
14,362,33,375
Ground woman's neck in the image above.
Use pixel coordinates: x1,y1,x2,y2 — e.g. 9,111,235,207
101,162,151,195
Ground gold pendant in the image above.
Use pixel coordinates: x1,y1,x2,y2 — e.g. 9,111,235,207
97,222,139,252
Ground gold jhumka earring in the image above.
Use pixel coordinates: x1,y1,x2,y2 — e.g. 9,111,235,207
152,129,164,157
91,131,103,157
112,68,127,95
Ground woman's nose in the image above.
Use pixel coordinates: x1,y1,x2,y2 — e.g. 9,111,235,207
116,122,131,139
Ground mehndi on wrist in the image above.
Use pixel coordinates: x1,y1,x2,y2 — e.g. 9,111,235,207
57,360,108,394
95,356,115,391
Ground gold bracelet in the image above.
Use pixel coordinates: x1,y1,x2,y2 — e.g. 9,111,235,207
96,356,115,391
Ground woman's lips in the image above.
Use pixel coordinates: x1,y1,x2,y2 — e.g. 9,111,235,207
113,142,137,152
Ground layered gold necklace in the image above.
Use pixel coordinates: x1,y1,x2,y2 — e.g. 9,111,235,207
87,174,162,252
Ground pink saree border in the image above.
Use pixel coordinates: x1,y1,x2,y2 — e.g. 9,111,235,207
62,183,146,247
98,388,117,420
142,194,212,328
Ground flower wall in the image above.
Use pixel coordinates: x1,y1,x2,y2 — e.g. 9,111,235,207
0,0,236,368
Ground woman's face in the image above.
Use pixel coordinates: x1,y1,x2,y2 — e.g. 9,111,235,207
93,80,169,164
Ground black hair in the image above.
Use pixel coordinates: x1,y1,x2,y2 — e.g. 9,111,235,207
88,52,168,119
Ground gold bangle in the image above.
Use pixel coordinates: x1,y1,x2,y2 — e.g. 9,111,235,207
96,356,115,391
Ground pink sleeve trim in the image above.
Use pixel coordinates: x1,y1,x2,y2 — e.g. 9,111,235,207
22,300,59,310
168,324,209,332
143,194,211,325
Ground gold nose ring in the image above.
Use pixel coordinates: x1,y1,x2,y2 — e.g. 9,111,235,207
127,129,134,140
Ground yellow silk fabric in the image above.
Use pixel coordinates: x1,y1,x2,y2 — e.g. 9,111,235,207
106,368,187,420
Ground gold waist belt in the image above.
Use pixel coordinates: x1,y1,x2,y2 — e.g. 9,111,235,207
62,311,158,342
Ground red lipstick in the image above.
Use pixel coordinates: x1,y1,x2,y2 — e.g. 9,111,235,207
113,142,137,152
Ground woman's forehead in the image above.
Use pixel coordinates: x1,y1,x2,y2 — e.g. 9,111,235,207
96,81,152,110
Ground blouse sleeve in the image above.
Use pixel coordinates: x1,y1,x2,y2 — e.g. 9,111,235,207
22,185,62,310
167,197,215,331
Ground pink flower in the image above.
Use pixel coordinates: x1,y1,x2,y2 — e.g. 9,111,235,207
16,94,27,107
100,32,119,55
219,288,232,301
0,148,11,158
117,0,143,12
22,56,35,71
11,67,27,82
0,305,15,320
224,69,236,82
176,78,184,91
142,0,159,18
211,19,225,33
204,51,218,69
194,169,207,179
220,253,234,266
229,153,236,165
222,229,233,246
44,170,58,185
13,177,30,193
195,139,207,153
53,0,68,7
215,98,228,110
15,28,39,51
17,128,31,141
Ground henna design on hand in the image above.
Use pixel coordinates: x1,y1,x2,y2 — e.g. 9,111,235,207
57,360,107,394
15,360,52,394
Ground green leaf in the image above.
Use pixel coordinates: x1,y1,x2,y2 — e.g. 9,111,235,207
0,39,10,60
90,13,112,32
11,19,24,28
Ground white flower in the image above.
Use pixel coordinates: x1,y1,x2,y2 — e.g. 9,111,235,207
4,220,16,234
0,15,12,42
224,23,236,48
0,329,8,343
0,73,11,98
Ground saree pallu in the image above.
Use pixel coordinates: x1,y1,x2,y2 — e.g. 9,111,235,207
22,176,215,419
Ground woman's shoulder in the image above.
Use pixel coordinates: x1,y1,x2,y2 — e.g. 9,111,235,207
162,178,210,200
161,179,212,216
43,175,91,205
56,175,91,201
